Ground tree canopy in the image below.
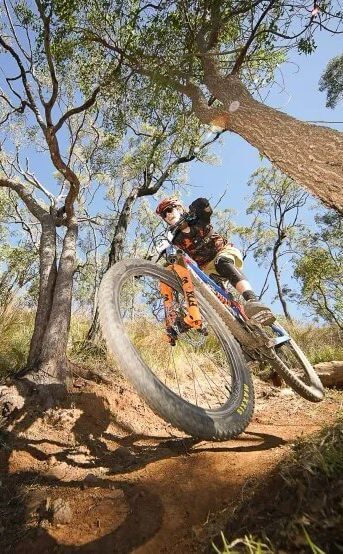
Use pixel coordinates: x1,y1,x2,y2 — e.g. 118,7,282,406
295,210,343,329
57,0,343,212
319,52,343,108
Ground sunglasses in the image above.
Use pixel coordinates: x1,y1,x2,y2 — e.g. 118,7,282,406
161,206,176,218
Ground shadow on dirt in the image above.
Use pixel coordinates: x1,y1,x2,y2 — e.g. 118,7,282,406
0,380,288,553
0,470,163,553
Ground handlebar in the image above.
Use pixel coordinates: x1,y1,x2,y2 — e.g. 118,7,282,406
169,212,197,236
150,212,197,263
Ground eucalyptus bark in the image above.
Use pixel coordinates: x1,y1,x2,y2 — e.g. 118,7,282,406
87,189,139,341
35,223,78,384
192,75,343,214
107,188,139,268
27,216,57,367
0,179,76,386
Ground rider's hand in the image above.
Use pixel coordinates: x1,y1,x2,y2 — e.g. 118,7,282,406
184,212,197,225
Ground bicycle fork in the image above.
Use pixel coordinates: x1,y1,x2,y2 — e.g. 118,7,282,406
160,263,204,345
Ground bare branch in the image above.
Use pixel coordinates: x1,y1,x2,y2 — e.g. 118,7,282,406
12,153,56,205
0,36,46,130
53,86,101,134
4,0,31,62
0,91,28,125
0,177,48,221
67,111,87,166
35,0,59,119
12,200,40,252
231,0,276,75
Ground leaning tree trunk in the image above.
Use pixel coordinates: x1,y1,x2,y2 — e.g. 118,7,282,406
108,188,140,267
29,223,78,385
27,216,57,368
272,245,292,323
194,75,343,214
87,189,139,341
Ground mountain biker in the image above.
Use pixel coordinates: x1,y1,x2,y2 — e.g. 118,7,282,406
156,196,275,325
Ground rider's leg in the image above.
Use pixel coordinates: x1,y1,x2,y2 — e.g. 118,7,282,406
214,257,275,325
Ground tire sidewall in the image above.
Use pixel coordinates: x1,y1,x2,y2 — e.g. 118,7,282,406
99,260,255,440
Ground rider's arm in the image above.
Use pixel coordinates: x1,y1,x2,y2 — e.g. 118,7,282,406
189,197,213,224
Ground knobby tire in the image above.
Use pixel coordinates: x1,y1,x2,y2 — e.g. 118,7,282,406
98,259,254,440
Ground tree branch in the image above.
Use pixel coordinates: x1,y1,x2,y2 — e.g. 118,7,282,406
231,0,276,75
35,0,59,120
0,177,48,221
54,86,101,134
0,36,46,130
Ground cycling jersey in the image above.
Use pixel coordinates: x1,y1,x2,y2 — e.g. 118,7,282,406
172,199,227,267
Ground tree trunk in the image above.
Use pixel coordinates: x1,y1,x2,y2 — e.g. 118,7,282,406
107,188,139,268
197,75,343,214
30,223,78,385
272,243,292,322
27,217,57,367
87,189,139,341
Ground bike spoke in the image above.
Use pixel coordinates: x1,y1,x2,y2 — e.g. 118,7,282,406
119,273,236,411
178,338,229,407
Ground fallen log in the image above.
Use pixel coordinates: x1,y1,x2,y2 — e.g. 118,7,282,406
314,361,343,388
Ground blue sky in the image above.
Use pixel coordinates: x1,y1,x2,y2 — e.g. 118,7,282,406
187,32,342,319
1,22,341,321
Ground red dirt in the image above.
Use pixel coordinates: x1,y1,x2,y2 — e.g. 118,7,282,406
0,377,340,553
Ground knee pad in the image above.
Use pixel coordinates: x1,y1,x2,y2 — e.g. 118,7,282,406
215,257,246,287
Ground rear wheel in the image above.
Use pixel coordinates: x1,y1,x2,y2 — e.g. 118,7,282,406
265,323,324,402
98,259,255,440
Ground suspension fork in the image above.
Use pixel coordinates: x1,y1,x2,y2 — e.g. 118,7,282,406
159,260,202,342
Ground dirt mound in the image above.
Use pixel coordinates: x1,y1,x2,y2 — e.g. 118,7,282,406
0,376,341,553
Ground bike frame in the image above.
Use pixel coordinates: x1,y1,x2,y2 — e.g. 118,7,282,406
161,243,290,348
184,255,247,322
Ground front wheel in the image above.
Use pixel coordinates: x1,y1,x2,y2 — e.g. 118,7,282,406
98,259,255,440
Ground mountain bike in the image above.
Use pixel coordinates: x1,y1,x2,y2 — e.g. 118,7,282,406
98,217,324,441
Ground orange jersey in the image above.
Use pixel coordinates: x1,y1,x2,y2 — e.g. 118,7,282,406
172,199,227,267
173,225,227,267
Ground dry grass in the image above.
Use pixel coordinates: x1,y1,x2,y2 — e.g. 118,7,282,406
212,415,343,553
280,319,343,364
0,311,342,382
0,310,34,380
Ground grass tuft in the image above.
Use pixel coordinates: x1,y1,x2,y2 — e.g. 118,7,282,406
212,417,343,553
0,310,34,379
212,532,273,553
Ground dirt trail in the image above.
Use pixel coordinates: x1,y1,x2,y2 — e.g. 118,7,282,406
0,377,340,553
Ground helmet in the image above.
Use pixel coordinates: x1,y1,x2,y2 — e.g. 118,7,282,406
155,197,184,217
